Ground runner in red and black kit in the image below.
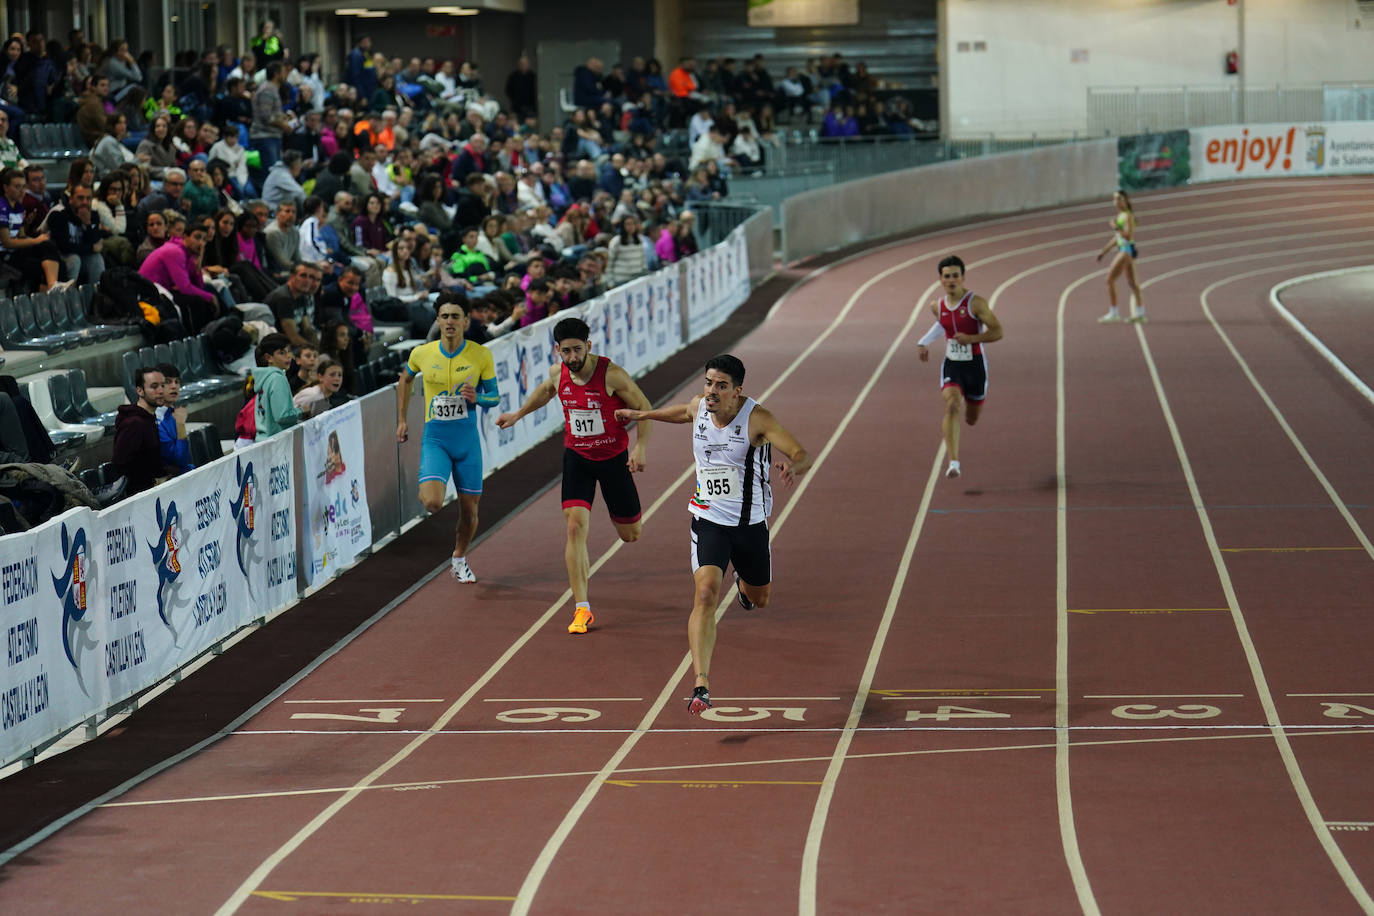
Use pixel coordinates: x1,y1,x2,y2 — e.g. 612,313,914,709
497,317,654,634
916,255,1004,479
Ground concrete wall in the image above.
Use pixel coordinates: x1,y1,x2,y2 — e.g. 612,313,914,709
942,0,1374,138
780,139,1118,263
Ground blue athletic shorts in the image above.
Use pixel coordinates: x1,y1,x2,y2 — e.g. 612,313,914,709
419,424,483,494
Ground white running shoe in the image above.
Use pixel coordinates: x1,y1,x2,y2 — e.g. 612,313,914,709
450,557,476,583
1126,313,1148,324
1097,312,1122,324
946,460,961,479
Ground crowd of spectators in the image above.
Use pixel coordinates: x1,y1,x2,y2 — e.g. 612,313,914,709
0,25,911,521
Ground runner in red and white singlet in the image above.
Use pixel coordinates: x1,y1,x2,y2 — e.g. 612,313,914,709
497,316,654,634
916,254,1004,480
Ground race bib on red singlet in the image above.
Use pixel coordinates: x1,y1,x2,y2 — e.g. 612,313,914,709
568,408,605,438
947,339,973,361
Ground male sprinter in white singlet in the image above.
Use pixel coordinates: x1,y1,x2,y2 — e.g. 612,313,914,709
916,254,1003,479
616,354,811,715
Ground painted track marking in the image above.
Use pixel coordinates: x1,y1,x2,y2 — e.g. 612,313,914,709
1268,266,1374,408
1127,261,1374,912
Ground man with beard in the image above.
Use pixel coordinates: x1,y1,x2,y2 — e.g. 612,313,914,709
496,317,653,635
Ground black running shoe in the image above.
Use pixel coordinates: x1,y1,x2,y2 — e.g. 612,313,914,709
687,686,712,715
735,574,755,610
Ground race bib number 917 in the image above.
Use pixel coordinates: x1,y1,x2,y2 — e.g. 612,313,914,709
568,408,605,438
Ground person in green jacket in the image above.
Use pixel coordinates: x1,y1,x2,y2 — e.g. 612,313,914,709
254,333,303,439
447,226,496,288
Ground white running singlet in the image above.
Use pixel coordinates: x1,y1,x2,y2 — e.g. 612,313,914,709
689,397,772,527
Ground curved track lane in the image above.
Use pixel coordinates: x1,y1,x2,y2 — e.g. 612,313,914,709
3,179,1373,916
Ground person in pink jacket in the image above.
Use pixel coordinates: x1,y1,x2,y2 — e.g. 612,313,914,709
138,221,220,331
655,218,679,264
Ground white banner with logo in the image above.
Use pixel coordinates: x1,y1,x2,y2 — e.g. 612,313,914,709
0,438,299,765
685,227,751,341
1190,120,1374,182
300,401,372,585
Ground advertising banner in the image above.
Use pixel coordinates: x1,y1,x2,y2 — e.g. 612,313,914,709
1189,121,1374,182
1118,130,1191,190
300,402,372,585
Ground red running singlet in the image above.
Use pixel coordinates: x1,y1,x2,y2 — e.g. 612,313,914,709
559,356,630,460
938,291,985,357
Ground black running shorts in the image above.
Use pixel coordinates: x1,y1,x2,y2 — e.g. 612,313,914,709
940,355,988,402
561,448,642,523
690,516,772,586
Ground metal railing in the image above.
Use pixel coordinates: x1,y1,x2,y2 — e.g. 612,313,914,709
1086,84,1374,137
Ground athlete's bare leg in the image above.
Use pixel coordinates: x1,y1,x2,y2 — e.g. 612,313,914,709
1105,252,1127,308
739,579,771,608
1124,258,1145,318
941,386,965,461
564,506,592,603
965,400,984,427
612,519,642,543
454,493,480,557
419,480,447,516
689,565,724,689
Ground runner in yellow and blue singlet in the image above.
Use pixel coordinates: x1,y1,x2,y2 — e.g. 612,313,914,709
396,296,499,582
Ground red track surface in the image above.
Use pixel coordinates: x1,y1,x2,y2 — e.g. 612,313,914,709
5,179,1374,915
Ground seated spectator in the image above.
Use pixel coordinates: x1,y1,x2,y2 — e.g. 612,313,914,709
94,174,134,265
292,355,349,416
171,116,200,168
75,74,111,147
688,126,729,171
298,194,342,271
316,264,373,336
290,343,317,393
184,158,221,219
92,113,138,179
347,146,377,198
318,320,360,394
605,214,647,287
46,181,108,283
253,333,303,439
262,149,306,209
137,115,178,180
352,191,391,256
142,83,183,123
20,164,50,234
134,209,168,261
686,167,718,203
140,217,219,331
112,366,170,495
153,362,194,475
447,225,495,287
0,111,23,169
731,125,763,170
414,172,454,234
265,261,322,348
103,38,143,100
654,218,679,264
382,235,427,303
326,190,377,276
674,210,700,259
262,198,300,280
704,159,728,197
554,204,591,251
476,214,512,270
821,104,860,138
209,123,254,196
133,166,191,236
464,291,524,343
230,210,279,299
0,167,63,290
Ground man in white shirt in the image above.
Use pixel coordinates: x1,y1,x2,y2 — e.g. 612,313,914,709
516,168,546,210
689,127,729,172
688,109,714,149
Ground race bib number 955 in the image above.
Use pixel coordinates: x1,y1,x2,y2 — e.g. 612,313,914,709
697,464,741,498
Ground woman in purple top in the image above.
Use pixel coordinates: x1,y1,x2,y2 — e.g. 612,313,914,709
351,192,390,256
519,256,550,326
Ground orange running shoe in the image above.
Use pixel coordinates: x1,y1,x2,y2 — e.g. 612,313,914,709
568,606,594,634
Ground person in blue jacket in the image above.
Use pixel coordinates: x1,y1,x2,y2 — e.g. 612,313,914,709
154,362,195,475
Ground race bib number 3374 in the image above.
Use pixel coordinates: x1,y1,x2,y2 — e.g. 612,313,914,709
432,395,469,420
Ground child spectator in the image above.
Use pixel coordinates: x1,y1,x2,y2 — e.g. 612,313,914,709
253,333,302,439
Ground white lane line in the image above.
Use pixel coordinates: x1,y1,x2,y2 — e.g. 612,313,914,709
1056,248,1104,916
282,699,445,704
1289,694,1374,698
1083,694,1244,699
796,450,946,916
1196,265,1374,563
103,728,1374,811
1268,266,1374,408
511,279,941,916
1128,267,1374,912
216,211,941,916
882,695,1045,700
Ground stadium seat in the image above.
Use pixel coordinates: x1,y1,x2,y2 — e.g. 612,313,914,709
357,360,376,393
67,370,119,427
9,296,77,351
61,287,127,340
21,375,103,446
184,336,241,394
79,467,102,491
0,298,58,351
28,293,88,347
187,427,210,466
40,293,98,346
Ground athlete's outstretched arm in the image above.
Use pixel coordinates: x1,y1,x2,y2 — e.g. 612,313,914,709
614,395,700,426
607,365,654,471
956,295,1003,345
753,406,811,485
495,365,558,429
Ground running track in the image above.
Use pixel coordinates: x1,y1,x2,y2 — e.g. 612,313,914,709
4,178,1373,915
